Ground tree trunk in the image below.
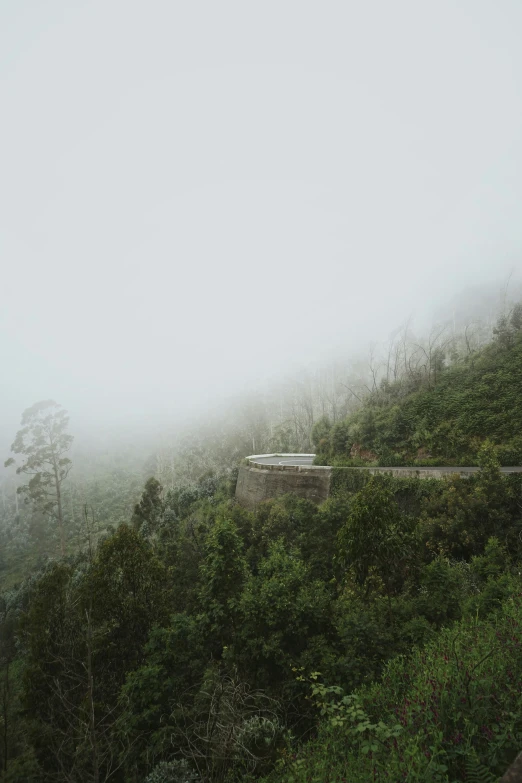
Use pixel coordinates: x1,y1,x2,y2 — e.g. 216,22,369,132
1,663,9,773
86,607,100,783
54,466,65,557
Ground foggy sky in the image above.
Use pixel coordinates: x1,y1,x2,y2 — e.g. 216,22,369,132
2,0,522,442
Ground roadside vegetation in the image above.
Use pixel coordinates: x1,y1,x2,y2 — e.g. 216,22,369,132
1,305,522,781
313,304,522,467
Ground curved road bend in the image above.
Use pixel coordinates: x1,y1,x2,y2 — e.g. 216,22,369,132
250,455,522,473
255,456,316,466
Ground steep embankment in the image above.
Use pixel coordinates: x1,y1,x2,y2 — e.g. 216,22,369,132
315,310,522,467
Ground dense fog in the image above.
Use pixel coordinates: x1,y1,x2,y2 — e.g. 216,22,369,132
4,7,522,782
2,0,522,446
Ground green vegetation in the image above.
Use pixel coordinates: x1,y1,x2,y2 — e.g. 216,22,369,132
274,596,522,782
313,304,522,466
1,438,522,781
1,307,522,781
4,400,73,559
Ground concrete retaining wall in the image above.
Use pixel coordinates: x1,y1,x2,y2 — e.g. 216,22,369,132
235,463,332,509
234,455,484,509
361,467,471,479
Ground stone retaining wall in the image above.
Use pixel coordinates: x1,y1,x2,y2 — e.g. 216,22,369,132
234,455,482,509
235,463,331,509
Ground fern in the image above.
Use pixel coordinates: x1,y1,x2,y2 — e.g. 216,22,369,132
464,753,497,783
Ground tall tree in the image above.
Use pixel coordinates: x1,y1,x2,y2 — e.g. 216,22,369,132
131,477,164,537
199,517,247,650
337,476,413,604
4,400,73,557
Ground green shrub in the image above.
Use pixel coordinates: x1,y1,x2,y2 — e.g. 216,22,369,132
270,592,522,782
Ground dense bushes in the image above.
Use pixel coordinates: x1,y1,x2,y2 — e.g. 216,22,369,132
2,447,522,781
313,310,522,466
270,593,522,783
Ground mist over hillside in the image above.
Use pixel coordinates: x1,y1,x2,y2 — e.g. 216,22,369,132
3,0,522,450
2,2,522,781
2,276,521,460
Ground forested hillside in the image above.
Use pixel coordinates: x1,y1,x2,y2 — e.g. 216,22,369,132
314,304,522,467
4,0,522,778
1,439,522,781
1,306,522,782
0,437,150,594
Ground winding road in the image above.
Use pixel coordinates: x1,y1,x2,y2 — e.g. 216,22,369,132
249,455,522,473
253,455,316,466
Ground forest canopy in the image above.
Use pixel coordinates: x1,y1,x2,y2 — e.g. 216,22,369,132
1,305,522,781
